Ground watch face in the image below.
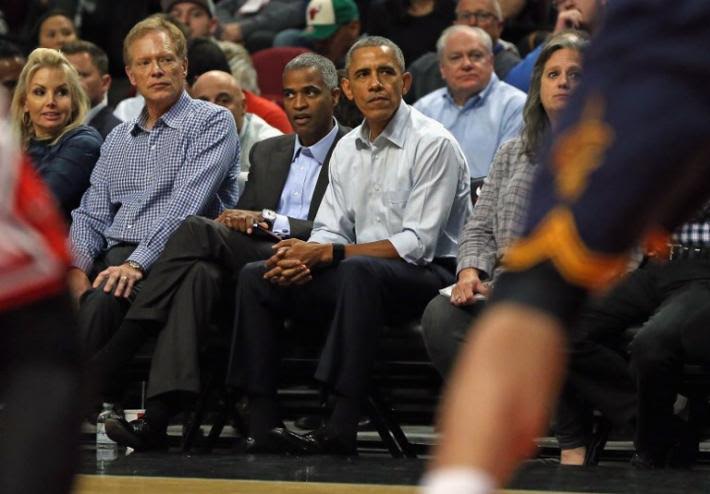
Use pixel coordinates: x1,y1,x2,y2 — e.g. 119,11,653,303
262,209,277,222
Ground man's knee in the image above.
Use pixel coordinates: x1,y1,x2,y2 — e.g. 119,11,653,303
630,328,672,374
421,295,455,354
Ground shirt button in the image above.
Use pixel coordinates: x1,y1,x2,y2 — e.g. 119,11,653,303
127,224,132,229
151,145,156,150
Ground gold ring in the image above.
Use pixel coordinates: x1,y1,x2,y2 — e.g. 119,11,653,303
120,276,128,281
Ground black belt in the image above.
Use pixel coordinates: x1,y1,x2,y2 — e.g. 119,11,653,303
669,244,710,261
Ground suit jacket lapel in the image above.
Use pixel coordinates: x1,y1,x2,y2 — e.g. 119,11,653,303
266,136,296,210
307,125,346,220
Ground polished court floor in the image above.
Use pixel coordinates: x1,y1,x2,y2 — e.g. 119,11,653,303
73,444,710,494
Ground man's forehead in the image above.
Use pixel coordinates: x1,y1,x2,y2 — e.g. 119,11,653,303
131,31,176,55
350,46,398,68
446,32,486,51
171,1,208,13
283,67,326,87
456,0,493,12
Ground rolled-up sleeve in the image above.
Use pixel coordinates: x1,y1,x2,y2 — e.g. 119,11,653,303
391,139,466,265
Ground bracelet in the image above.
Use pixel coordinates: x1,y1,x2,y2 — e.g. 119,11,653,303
332,244,345,266
125,260,144,274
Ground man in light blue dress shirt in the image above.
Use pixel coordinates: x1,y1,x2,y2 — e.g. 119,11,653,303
227,36,472,455
414,25,525,179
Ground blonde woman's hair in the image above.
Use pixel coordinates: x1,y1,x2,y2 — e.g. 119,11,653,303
10,47,89,148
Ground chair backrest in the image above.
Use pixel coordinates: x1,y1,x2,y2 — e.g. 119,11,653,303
251,47,311,108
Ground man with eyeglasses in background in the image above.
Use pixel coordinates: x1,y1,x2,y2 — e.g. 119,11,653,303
407,0,520,103
414,25,525,180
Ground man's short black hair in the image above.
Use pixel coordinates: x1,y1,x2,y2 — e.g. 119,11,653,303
186,37,231,86
62,39,110,75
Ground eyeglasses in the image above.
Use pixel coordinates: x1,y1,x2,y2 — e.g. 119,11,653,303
455,10,498,24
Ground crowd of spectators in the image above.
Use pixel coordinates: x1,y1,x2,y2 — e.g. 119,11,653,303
2,0,707,480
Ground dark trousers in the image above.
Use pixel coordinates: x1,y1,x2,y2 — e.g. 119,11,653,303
125,216,274,398
421,294,487,378
0,295,81,494
555,259,710,452
227,256,454,426
77,243,141,357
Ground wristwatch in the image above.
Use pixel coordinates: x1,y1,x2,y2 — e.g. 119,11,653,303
126,260,144,274
332,244,345,266
261,208,277,228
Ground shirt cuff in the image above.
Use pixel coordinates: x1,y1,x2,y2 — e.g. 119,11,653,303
457,254,494,280
389,230,426,265
127,244,159,272
271,214,290,237
72,251,94,273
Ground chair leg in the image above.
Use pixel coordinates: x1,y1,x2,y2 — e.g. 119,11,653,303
370,390,418,458
366,395,404,458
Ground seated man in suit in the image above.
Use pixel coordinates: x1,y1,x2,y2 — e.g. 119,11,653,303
63,40,122,140
227,36,472,455
102,53,347,450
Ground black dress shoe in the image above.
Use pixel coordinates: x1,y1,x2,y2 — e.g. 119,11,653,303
299,427,357,456
584,417,612,466
105,418,167,452
244,427,316,455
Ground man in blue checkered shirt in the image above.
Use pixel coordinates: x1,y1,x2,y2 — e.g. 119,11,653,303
67,16,239,367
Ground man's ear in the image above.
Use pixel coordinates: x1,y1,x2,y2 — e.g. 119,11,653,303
402,71,412,96
341,77,354,101
331,86,341,106
209,18,218,36
125,65,136,87
100,73,112,93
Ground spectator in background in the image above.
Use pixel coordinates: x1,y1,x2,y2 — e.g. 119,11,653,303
63,40,122,139
0,40,26,110
184,36,293,132
274,0,361,69
68,16,239,372
506,0,606,91
192,70,282,188
414,26,525,179
161,0,259,93
10,48,102,219
420,30,588,383
407,0,521,103
35,9,77,50
216,0,306,52
366,0,455,66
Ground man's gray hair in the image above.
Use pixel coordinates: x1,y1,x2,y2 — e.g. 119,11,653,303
456,0,503,21
284,52,339,90
344,36,406,73
436,25,493,61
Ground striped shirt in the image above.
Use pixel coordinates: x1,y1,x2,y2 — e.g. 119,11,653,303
70,91,240,272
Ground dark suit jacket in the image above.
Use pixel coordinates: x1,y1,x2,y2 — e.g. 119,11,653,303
236,123,349,240
88,105,122,140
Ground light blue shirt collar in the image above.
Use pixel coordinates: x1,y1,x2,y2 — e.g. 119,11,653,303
133,90,191,134
357,101,410,149
292,119,339,164
444,73,499,110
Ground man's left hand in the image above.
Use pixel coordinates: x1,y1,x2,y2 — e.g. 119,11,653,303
93,262,144,298
263,239,330,285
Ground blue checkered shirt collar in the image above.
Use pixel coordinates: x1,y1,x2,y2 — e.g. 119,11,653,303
131,90,192,135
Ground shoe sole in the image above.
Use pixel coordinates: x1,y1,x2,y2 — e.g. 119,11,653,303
105,419,147,451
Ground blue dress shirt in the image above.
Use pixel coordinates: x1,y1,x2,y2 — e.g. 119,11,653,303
271,122,339,236
414,74,526,179
70,91,240,272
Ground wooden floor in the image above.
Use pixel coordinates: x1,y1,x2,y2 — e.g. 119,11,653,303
73,475,578,494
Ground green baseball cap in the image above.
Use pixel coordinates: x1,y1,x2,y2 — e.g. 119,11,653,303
302,0,359,41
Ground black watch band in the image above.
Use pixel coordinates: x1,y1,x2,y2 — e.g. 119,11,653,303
332,244,345,266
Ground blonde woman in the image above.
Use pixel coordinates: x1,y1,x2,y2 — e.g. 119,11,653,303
11,47,102,219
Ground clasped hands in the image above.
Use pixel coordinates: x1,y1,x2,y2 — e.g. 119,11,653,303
450,268,490,307
263,239,332,286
